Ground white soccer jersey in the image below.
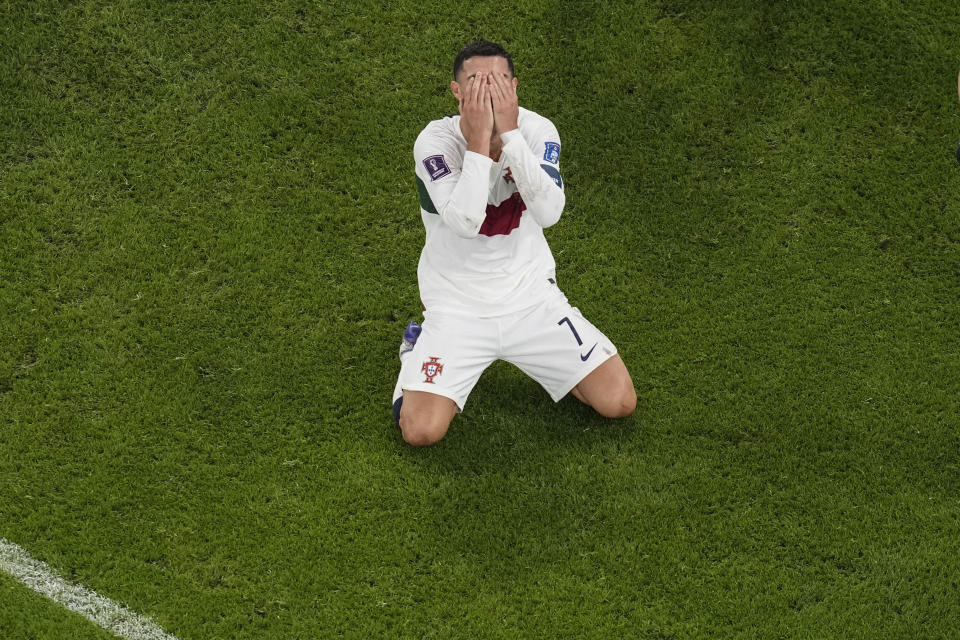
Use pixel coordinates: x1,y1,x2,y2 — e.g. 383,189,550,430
413,107,566,315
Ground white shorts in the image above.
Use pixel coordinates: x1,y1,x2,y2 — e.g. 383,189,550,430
392,288,618,410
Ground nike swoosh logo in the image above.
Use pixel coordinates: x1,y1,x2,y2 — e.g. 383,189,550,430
580,343,598,361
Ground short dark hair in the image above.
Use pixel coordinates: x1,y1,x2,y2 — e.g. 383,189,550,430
453,40,514,80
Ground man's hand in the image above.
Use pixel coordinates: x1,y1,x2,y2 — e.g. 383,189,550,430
489,73,519,135
458,73,494,156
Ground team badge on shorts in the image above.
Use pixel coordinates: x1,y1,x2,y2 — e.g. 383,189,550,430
543,142,560,164
421,356,444,383
423,155,451,181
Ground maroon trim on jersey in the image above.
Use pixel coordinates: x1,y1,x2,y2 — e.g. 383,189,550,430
479,192,526,237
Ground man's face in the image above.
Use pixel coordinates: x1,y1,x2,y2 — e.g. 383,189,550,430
450,56,517,101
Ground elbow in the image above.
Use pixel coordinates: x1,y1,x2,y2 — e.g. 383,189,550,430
535,209,562,229
452,225,481,239
440,206,484,238
531,191,564,228
544,215,562,229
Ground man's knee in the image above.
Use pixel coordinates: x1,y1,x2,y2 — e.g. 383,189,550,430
594,385,637,419
399,413,451,446
396,392,457,446
575,355,637,419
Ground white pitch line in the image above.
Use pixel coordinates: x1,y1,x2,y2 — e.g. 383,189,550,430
0,538,179,640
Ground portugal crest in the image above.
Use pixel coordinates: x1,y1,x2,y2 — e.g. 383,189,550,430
421,356,444,383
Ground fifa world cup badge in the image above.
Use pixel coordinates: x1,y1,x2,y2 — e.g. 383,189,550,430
421,357,444,383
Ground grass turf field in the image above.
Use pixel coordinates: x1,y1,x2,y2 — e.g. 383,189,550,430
2,0,960,637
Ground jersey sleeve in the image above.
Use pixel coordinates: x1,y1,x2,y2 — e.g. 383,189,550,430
499,118,565,229
414,128,492,239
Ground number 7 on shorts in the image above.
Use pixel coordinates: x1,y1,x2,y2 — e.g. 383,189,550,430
558,316,583,346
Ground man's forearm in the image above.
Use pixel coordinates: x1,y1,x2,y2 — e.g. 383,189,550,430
500,130,565,228
438,151,493,238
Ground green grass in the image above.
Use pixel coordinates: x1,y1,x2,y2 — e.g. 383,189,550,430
0,573,117,640
2,0,960,638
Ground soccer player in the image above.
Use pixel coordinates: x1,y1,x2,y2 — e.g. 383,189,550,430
392,41,636,446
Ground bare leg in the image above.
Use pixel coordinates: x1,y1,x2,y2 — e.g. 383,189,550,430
398,390,459,446
570,354,636,418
